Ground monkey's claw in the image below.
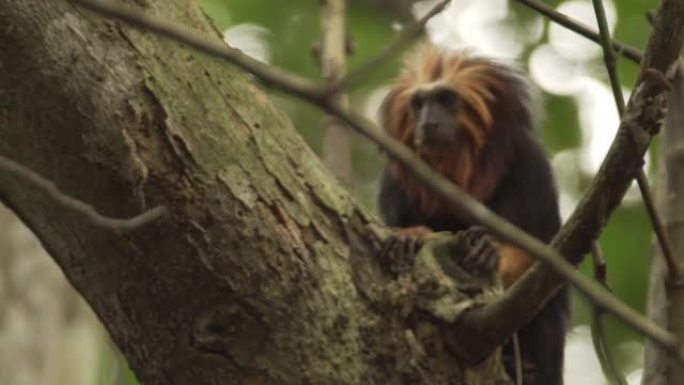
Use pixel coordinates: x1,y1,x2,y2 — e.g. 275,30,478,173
379,226,432,273
461,226,499,275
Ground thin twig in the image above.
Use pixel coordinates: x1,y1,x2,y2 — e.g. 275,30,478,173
591,0,683,279
589,241,627,385
71,0,684,362
636,174,683,278
591,306,628,385
319,0,353,186
511,332,523,385
325,0,450,95
515,0,642,64
591,241,607,284
0,155,166,231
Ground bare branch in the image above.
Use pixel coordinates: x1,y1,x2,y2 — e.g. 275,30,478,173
637,173,682,278
591,0,683,279
0,155,166,231
71,0,684,362
514,0,642,64
591,306,628,385
591,0,626,114
591,0,683,381
512,333,523,385
591,242,607,284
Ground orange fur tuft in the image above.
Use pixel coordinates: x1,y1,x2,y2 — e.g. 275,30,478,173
382,45,520,214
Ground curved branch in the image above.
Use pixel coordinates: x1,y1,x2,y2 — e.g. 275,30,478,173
0,154,166,231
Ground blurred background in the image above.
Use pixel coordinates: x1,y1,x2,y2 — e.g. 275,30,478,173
0,0,659,384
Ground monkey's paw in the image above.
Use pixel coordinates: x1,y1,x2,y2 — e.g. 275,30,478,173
379,226,433,273
461,226,499,276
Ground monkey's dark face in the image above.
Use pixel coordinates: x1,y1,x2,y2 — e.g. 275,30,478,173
410,86,461,149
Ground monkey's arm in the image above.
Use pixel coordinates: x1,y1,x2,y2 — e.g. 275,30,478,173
377,167,436,263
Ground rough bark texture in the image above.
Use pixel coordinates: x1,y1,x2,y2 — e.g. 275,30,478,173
644,69,684,385
0,1,507,384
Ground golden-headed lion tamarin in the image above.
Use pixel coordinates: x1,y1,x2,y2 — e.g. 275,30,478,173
378,45,569,385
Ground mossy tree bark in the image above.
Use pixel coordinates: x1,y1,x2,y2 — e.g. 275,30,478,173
0,1,507,384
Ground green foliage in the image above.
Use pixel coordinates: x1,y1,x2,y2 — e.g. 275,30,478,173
574,204,652,325
614,0,655,88
540,94,581,152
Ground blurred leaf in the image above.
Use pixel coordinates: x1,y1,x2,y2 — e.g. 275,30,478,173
540,93,581,152
575,203,651,339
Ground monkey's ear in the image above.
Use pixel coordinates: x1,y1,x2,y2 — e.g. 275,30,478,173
378,86,400,128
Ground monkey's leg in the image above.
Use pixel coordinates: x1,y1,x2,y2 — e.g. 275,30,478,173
496,244,533,288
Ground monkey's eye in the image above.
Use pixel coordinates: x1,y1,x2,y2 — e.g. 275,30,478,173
435,89,458,107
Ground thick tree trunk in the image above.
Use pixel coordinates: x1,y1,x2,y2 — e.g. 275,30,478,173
0,1,505,384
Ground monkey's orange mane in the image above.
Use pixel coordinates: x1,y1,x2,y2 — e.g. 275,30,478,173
382,45,520,215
